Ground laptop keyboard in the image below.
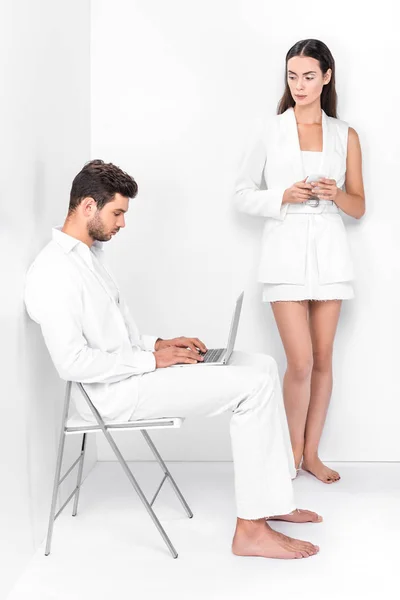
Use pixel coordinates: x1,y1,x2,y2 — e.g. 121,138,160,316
202,348,225,363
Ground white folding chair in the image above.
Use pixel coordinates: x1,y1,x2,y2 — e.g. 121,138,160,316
45,381,193,559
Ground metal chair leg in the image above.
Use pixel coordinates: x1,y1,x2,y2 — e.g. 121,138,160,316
72,433,87,516
45,382,71,556
77,383,179,559
141,430,193,518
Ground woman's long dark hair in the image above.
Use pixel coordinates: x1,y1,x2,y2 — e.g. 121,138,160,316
277,39,338,118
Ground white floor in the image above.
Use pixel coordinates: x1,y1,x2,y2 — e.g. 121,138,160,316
6,462,400,600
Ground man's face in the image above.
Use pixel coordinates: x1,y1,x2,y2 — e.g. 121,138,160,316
87,193,129,242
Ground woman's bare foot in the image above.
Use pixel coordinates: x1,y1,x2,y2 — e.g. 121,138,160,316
232,518,319,559
267,508,323,523
302,455,340,483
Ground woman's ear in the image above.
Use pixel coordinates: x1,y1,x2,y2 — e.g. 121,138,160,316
324,68,332,85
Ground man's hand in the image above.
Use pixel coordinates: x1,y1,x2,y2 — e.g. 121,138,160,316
153,347,205,368
155,336,207,354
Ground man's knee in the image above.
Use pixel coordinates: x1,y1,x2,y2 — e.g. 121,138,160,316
248,353,279,379
240,354,279,400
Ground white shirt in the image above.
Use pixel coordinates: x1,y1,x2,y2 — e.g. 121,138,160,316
24,228,158,422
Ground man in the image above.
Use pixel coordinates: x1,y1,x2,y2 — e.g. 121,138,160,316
24,160,322,559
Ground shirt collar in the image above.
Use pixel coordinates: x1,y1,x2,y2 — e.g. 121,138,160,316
52,227,104,255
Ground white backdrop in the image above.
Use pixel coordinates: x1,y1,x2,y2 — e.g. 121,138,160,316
0,2,92,597
91,0,400,462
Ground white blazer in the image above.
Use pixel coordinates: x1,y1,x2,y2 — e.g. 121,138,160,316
234,107,354,285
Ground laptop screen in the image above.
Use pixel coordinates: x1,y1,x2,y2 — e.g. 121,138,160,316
225,292,244,359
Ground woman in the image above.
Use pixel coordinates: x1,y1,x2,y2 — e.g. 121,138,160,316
234,39,365,483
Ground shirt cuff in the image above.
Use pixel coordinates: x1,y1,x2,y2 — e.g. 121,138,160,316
141,335,158,352
132,348,156,373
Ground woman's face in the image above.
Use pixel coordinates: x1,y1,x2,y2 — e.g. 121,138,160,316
287,56,331,106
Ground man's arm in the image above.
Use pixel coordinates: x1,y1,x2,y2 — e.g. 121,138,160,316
24,266,156,383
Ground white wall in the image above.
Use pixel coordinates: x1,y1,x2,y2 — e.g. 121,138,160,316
91,0,400,462
0,2,92,597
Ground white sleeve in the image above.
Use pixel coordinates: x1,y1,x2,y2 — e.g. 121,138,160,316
233,123,288,220
24,266,156,383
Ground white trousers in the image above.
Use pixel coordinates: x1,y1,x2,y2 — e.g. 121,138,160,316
131,351,296,520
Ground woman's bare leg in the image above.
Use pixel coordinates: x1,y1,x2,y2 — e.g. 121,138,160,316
302,300,342,483
271,301,313,469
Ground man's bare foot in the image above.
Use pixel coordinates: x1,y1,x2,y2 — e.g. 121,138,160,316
232,518,319,559
302,455,340,483
267,508,323,523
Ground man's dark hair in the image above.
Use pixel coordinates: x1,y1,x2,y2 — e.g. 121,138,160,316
68,159,138,213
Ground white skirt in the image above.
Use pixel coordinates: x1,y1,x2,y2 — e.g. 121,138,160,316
262,214,354,303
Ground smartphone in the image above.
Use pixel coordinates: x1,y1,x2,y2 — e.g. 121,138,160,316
305,173,325,184
305,173,325,206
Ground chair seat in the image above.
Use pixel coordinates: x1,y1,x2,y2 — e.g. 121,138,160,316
65,413,184,434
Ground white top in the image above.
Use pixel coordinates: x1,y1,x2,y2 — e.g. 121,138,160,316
24,228,158,422
301,150,323,176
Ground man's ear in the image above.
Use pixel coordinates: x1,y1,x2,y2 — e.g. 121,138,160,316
81,197,96,216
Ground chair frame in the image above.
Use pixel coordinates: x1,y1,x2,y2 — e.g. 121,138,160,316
45,381,193,559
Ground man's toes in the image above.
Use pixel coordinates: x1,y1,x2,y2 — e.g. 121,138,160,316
305,510,321,522
307,542,319,554
301,544,318,557
303,510,322,522
297,540,318,554
312,513,323,522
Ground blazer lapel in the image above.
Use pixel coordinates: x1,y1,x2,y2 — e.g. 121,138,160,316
319,109,335,178
284,107,305,181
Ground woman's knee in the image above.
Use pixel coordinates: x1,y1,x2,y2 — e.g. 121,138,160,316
312,349,333,373
286,356,313,381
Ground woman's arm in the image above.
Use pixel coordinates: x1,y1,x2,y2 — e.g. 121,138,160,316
334,127,366,219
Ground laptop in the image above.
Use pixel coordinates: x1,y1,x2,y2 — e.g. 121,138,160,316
172,291,244,367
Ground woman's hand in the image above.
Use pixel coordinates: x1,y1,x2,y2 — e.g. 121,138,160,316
312,178,339,202
282,178,313,204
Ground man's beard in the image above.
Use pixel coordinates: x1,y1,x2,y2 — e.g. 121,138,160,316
87,211,110,242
